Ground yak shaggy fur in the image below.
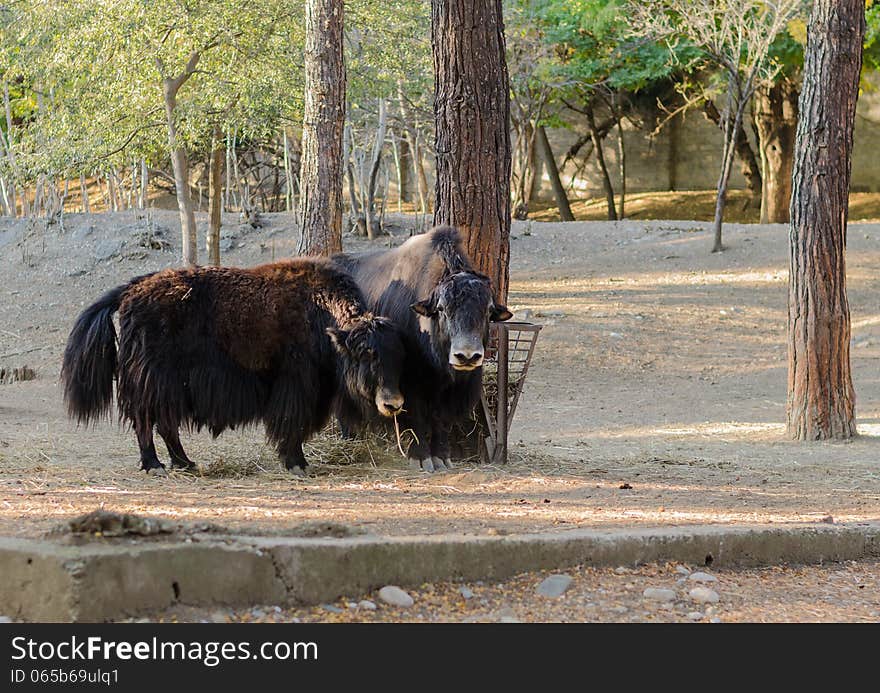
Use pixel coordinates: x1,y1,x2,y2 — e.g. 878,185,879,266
61,258,405,475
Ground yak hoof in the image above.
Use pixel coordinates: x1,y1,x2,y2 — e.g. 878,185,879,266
419,458,435,473
432,457,452,472
289,466,307,478
145,466,168,478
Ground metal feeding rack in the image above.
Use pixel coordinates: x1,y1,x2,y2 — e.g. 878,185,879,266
478,321,542,464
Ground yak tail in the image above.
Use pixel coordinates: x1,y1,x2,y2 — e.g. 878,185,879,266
61,276,147,424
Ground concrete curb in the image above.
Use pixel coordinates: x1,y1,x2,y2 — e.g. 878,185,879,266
2,522,879,622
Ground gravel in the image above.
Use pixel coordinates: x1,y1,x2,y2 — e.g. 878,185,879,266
536,574,573,598
129,559,880,623
689,587,721,604
643,588,676,602
378,586,414,608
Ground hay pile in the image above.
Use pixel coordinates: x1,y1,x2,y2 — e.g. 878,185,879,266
197,429,406,479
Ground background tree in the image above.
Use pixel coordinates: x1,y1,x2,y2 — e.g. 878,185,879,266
432,0,511,302
345,0,433,236
537,0,680,221
787,0,864,441
298,0,346,256
635,0,801,252
12,1,302,263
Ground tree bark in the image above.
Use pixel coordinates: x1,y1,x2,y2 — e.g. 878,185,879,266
586,104,617,221
365,98,388,240
755,77,799,224
413,133,430,217
207,124,224,266
298,0,345,256
397,134,411,205
159,52,201,266
711,81,748,253
615,107,626,219
535,125,574,222
787,0,862,441
704,99,762,199
139,158,148,209
667,112,679,191
432,0,511,302
3,83,17,217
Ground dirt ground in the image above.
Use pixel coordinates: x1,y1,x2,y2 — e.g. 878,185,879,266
143,560,880,623
1,210,880,539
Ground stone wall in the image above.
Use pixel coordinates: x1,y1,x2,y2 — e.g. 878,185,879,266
532,90,880,201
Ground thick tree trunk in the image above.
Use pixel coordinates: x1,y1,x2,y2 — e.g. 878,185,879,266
535,125,574,222
755,78,799,224
432,0,511,302
298,0,345,256
787,0,863,441
586,105,617,221
207,125,224,266
704,99,762,199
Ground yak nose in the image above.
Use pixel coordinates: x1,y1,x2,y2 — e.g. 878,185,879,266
453,351,483,366
376,393,405,417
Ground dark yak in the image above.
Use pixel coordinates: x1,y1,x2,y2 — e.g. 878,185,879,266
334,226,511,472
61,258,405,476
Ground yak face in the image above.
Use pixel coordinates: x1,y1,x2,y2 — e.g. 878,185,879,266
327,316,405,417
411,271,512,372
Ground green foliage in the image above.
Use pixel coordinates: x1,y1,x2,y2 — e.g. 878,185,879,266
6,0,305,181
535,0,684,97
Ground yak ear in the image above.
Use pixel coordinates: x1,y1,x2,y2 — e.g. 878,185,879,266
326,327,350,354
411,298,437,317
491,304,513,322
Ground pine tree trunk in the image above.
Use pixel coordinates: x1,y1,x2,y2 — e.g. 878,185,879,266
432,0,511,302
207,124,223,266
787,0,863,440
298,0,345,256
755,78,799,224
535,125,574,222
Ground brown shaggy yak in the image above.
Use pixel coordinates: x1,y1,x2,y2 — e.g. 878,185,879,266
61,258,405,475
